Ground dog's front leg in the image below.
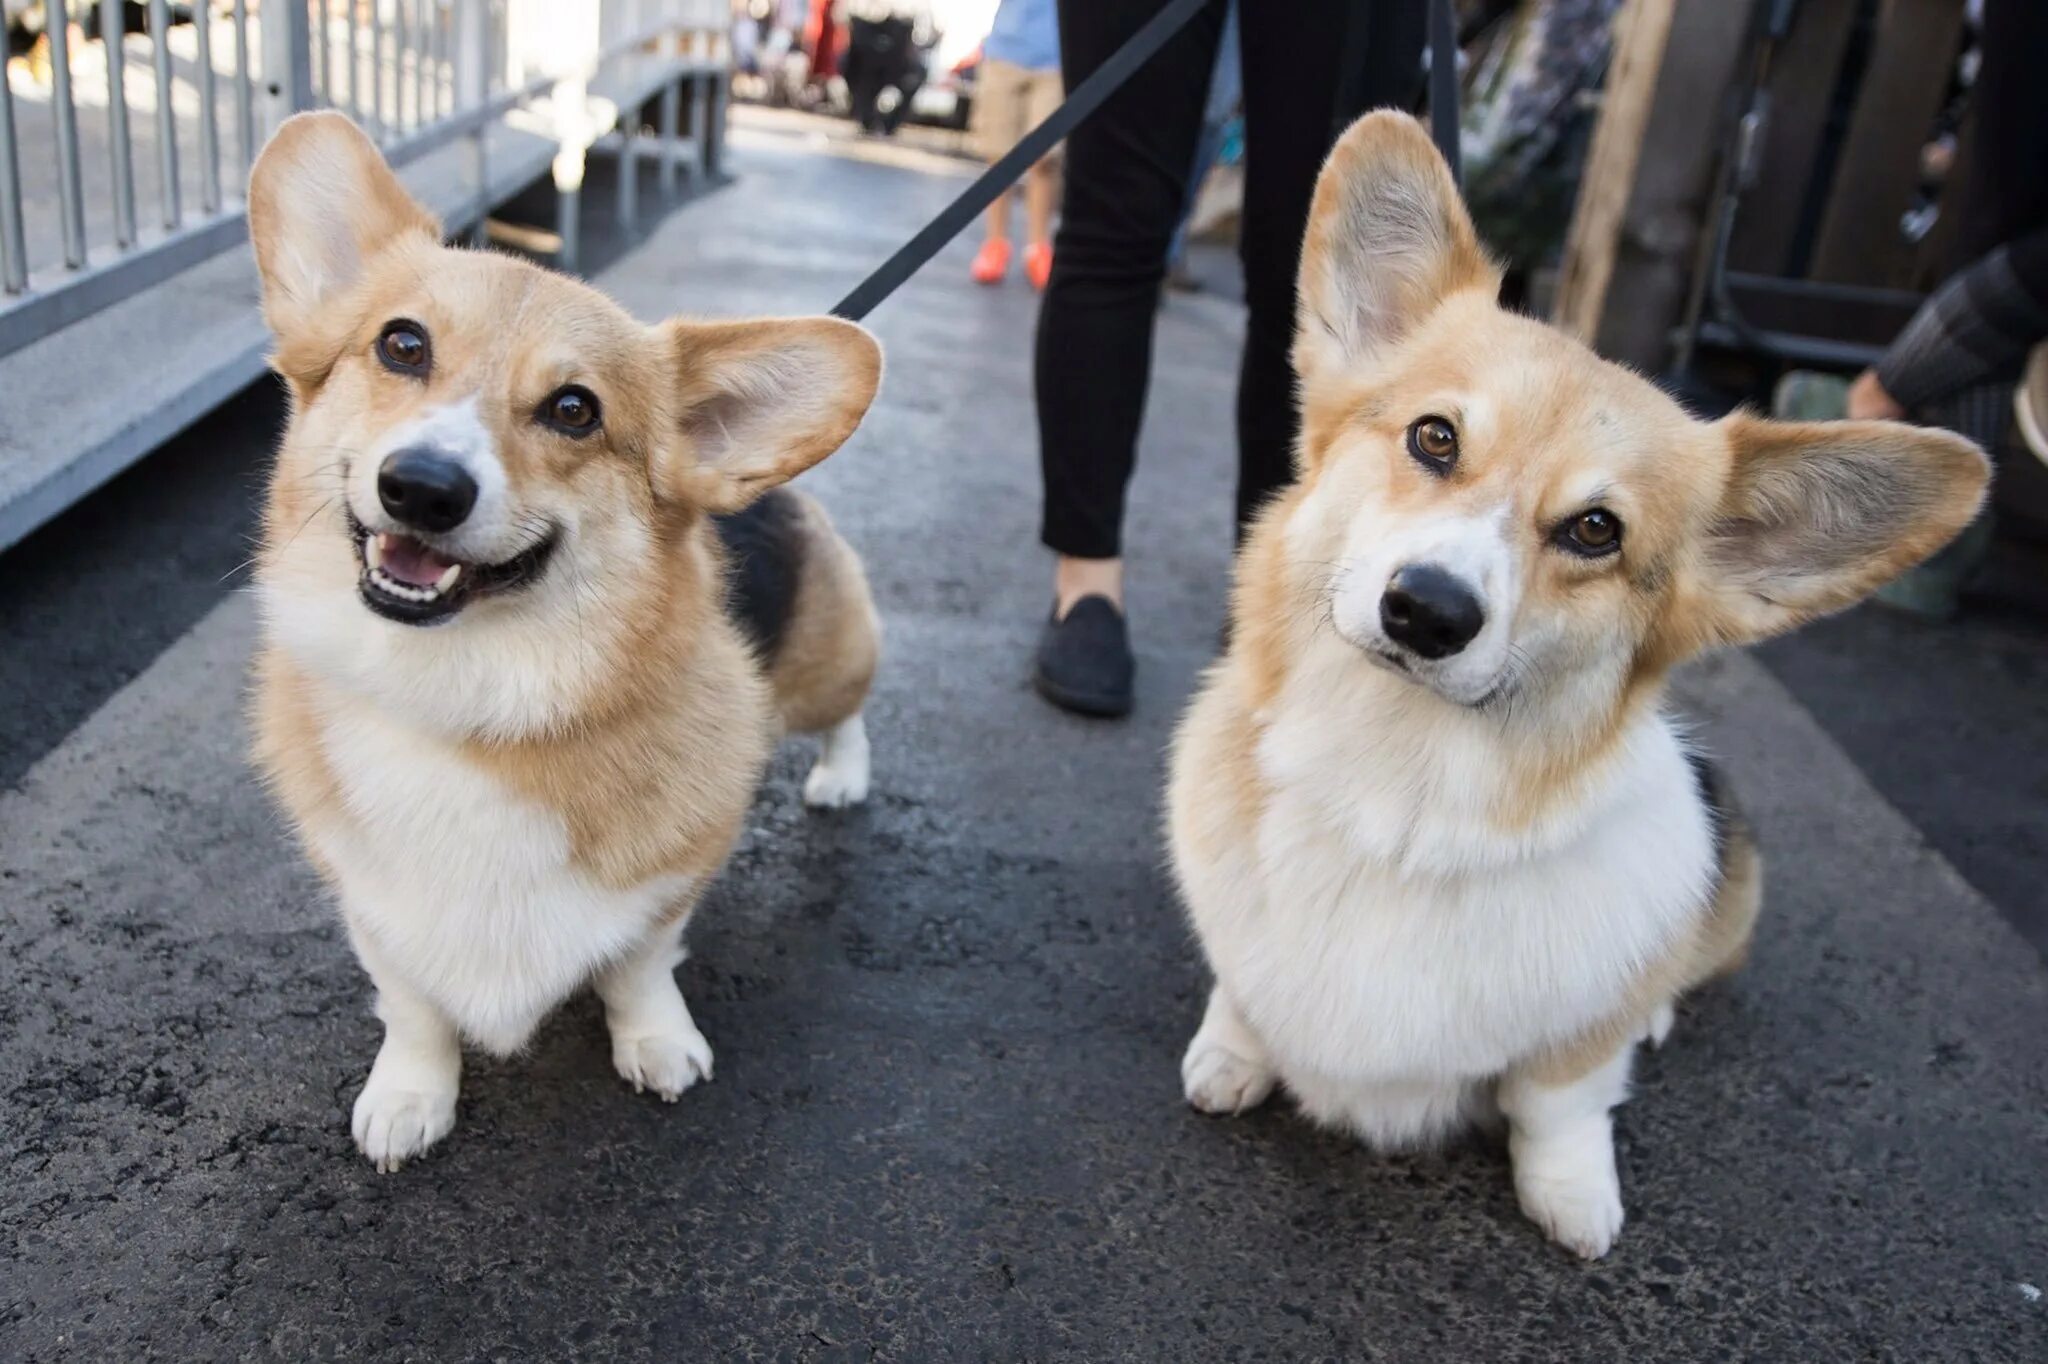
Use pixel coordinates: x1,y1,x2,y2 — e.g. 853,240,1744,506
350,934,463,1173
1498,1044,1633,1259
596,920,714,1102
1181,984,1279,1115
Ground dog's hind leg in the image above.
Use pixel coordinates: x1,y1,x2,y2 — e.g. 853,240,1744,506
803,711,871,809
1182,985,1279,1116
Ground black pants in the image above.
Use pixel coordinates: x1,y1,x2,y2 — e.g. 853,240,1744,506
1036,0,1425,559
1954,0,2048,269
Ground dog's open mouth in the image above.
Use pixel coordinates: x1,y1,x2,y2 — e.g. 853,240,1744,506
349,513,558,625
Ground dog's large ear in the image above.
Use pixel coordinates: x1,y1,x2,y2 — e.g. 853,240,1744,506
1682,414,1990,645
248,111,439,355
654,316,883,513
1295,111,1498,383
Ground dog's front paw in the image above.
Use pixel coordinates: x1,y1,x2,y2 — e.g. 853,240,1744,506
352,1076,457,1173
1516,1165,1625,1259
1182,1040,1277,1116
612,1023,714,1101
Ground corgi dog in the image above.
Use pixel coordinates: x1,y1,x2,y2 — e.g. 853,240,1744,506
245,113,883,1170
1167,113,1989,1258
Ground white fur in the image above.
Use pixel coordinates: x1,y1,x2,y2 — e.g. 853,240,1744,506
1327,499,1518,706
1173,623,1715,1252
361,399,510,551
1500,1046,1633,1259
311,694,699,1058
802,711,870,808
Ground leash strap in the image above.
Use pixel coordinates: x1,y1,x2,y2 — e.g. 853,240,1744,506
830,0,1461,323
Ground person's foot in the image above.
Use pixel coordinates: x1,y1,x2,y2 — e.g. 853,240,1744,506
971,238,1012,285
1034,596,1134,718
1024,241,1054,291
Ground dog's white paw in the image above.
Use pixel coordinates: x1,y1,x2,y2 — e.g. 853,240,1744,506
1181,1041,1277,1116
1516,1166,1625,1259
1644,1001,1675,1050
803,714,870,809
352,1076,457,1173
802,758,869,809
612,1023,714,1102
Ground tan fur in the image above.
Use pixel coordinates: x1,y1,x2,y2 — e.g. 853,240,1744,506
765,492,881,735
243,116,884,1142
248,111,881,878
1182,110,1990,1098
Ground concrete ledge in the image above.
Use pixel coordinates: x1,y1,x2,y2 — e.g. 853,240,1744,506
0,121,559,554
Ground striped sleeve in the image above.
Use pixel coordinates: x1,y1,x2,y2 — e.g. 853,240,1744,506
1875,228,2048,412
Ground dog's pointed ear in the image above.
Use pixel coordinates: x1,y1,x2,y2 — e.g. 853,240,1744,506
654,316,883,513
1295,111,1497,383
1682,414,1990,645
248,111,439,345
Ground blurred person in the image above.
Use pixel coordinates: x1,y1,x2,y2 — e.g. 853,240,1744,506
1031,0,1426,717
970,0,1063,289
844,2,932,136
1837,0,2048,616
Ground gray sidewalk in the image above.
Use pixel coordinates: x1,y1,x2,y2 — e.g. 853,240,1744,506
2,116,2045,1361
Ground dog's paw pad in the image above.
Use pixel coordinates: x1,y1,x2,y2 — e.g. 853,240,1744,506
613,1026,714,1101
1181,1043,1277,1116
1517,1172,1625,1260
352,1081,457,1173
802,761,869,809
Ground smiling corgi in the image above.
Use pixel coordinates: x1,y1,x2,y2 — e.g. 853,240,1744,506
246,113,882,1170
1167,113,1989,1257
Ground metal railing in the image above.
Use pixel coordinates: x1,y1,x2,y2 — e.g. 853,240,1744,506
0,0,725,362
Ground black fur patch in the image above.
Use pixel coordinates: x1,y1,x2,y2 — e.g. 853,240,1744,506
1685,749,1734,864
713,489,806,665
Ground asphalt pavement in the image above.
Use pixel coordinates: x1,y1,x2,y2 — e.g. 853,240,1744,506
2,110,2046,1361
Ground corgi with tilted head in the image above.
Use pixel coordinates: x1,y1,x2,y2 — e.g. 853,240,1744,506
246,113,883,1170
1168,112,1989,1258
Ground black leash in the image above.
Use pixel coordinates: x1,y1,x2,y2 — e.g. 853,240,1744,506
830,0,1461,323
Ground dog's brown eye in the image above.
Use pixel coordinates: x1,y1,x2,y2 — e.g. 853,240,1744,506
540,385,601,437
1408,416,1458,470
1561,508,1623,556
377,321,430,375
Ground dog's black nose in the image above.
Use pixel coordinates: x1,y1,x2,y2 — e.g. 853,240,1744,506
377,449,478,533
1380,565,1485,660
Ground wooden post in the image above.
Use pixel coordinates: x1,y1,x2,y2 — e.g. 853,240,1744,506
1553,0,1679,347
1724,0,1861,277
1553,0,1752,368
1808,0,1966,286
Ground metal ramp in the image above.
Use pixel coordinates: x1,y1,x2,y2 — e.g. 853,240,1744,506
0,1,729,553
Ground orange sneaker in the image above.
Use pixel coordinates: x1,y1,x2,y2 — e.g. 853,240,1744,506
971,238,1012,285
1024,241,1054,291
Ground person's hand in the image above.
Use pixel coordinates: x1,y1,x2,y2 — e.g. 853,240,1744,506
1847,369,1907,421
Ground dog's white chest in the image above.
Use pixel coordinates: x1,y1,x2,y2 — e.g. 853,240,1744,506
1218,713,1715,1085
310,704,691,1053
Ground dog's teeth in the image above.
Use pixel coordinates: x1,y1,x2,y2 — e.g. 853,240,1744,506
365,535,384,570
435,563,461,592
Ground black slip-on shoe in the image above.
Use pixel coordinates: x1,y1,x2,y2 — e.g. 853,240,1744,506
1034,595,1134,718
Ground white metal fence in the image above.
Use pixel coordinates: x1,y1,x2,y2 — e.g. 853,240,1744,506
0,0,726,361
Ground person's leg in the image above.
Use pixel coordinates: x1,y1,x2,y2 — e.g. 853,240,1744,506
972,59,1024,281
1232,1,1425,537
986,188,1014,246
1037,0,1223,596
1025,162,1056,250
